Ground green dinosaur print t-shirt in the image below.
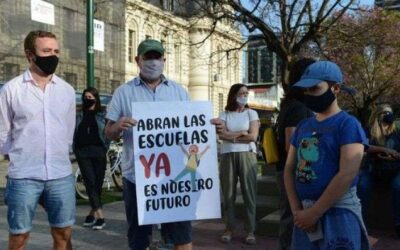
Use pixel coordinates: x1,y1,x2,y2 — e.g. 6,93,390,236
290,111,368,200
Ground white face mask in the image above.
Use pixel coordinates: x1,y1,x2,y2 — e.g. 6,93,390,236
140,59,164,81
236,96,248,107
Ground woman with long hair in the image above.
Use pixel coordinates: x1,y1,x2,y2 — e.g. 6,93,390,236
370,105,397,145
218,83,260,245
358,104,400,237
73,87,108,230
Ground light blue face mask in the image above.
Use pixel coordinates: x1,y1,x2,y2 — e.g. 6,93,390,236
236,96,248,107
141,59,164,81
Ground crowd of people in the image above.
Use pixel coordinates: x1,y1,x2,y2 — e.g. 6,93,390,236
0,29,399,250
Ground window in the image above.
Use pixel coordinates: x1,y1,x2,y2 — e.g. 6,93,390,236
64,72,78,89
62,7,78,52
234,52,239,82
217,46,222,78
160,31,169,72
2,63,19,82
161,0,174,11
174,44,180,74
248,49,256,83
226,52,230,82
63,8,77,32
110,80,120,92
94,77,101,92
128,29,136,63
227,63,231,82
260,48,273,83
218,93,224,114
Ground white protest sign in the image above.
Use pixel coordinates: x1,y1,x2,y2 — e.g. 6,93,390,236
132,101,221,225
94,19,104,51
31,0,55,25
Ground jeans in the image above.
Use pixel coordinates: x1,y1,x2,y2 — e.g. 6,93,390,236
292,207,362,250
357,169,400,225
122,179,192,250
75,145,107,210
4,175,76,234
123,178,152,250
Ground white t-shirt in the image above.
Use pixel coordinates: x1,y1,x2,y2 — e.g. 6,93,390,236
219,109,259,154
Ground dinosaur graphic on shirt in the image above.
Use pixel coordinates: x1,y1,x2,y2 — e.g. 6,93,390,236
296,132,320,183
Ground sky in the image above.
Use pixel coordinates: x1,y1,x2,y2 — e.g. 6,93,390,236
241,0,375,7
239,0,377,36
360,0,374,6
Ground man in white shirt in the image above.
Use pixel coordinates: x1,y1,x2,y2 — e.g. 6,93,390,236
0,30,76,249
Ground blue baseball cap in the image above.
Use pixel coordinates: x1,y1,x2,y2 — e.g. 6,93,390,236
293,61,356,95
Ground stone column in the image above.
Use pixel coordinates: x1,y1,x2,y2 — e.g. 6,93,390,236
188,28,211,101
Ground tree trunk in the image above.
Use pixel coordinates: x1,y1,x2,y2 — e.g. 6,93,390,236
280,57,291,92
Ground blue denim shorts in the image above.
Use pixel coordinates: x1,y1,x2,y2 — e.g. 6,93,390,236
4,174,76,234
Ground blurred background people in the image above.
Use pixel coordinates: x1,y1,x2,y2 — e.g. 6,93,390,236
74,87,108,230
276,58,315,250
357,104,400,237
218,83,260,245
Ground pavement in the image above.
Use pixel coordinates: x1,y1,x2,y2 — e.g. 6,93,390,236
1,159,400,249
0,158,277,249
0,200,277,249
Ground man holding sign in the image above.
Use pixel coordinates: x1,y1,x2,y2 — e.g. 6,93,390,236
106,39,220,250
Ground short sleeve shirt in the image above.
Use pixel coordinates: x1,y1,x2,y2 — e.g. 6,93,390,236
106,76,190,183
276,99,314,170
219,109,259,154
290,111,368,200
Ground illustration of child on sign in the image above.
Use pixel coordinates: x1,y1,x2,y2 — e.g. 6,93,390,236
173,143,210,191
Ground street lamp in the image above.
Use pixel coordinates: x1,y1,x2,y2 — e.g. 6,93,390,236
86,0,94,88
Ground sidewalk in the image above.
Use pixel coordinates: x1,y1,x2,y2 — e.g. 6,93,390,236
0,201,277,249
0,157,276,249
1,199,400,249
1,157,400,249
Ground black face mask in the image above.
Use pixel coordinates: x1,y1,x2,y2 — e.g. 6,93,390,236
382,112,395,124
82,98,96,109
34,55,59,75
303,88,336,113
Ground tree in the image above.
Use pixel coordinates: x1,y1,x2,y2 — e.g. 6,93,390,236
185,0,358,88
321,8,400,127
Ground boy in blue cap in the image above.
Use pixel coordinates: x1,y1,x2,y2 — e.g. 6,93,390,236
284,61,370,249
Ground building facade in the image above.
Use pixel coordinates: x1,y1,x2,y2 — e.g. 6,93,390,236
244,34,283,114
0,0,242,116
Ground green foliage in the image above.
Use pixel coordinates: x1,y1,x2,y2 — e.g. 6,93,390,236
322,8,400,126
